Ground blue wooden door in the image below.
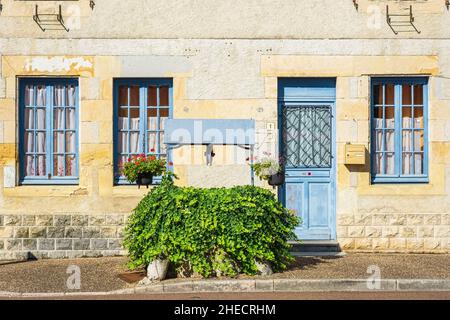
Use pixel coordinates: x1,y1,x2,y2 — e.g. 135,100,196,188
279,79,336,240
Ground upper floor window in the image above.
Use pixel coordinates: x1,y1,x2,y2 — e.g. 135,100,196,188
371,77,428,183
19,78,79,184
113,79,172,184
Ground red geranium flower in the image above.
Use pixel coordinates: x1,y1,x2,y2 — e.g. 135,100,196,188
168,161,174,166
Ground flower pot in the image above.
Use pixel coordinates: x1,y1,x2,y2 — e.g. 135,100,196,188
146,258,169,282
136,173,153,188
268,172,285,186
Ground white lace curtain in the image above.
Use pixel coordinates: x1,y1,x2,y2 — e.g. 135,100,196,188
374,116,422,175
24,85,76,177
118,115,159,157
54,85,76,176
24,86,46,176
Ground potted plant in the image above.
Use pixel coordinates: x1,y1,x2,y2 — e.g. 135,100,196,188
122,154,166,188
251,156,285,186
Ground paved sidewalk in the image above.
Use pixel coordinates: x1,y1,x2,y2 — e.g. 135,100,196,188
0,253,449,294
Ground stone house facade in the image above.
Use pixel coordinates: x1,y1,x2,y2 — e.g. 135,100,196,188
0,0,449,260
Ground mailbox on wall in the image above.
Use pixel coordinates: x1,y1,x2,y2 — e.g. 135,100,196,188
345,143,366,165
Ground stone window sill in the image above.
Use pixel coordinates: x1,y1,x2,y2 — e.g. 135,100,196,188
112,185,154,197
3,185,88,197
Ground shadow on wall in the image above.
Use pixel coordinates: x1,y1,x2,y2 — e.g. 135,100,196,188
344,148,371,173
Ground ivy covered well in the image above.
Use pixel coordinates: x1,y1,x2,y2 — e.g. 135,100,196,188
124,174,300,277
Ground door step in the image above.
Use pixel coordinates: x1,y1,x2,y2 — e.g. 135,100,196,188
289,240,341,253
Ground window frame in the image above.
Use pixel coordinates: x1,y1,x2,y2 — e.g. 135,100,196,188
18,77,80,185
370,77,429,184
113,78,173,185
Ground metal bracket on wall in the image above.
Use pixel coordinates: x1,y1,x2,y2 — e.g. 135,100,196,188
33,4,69,32
386,5,420,35
353,0,358,11
446,0,450,10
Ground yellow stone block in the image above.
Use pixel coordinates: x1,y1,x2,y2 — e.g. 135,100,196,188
173,77,187,102
80,100,112,122
80,144,112,166
98,166,114,197
406,239,424,250
336,143,347,164
264,77,278,99
80,122,99,144
430,142,450,164
94,56,121,78
372,238,389,250
337,164,351,186
173,165,187,186
2,185,88,198
3,120,16,144
357,161,446,196
0,144,16,160
336,77,369,100
101,79,113,101
0,99,16,121
6,77,15,99
429,100,450,120
339,238,355,250
336,120,357,143
357,120,369,143
423,239,441,251
3,56,95,77
99,121,113,144
354,239,372,250
336,77,349,99
389,238,406,250
336,100,369,121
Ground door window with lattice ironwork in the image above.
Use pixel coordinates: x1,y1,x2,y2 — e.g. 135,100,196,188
282,105,332,168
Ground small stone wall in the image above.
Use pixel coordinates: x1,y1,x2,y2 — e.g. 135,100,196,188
0,214,127,260
338,213,450,252
1,212,449,260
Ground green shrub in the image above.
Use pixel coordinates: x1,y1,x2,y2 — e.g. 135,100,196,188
124,174,300,277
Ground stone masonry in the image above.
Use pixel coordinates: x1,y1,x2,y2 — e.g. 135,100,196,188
338,214,450,252
0,1,449,258
0,214,127,260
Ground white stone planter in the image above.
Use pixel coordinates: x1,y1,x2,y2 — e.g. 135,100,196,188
255,261,273,276
146,258,169,282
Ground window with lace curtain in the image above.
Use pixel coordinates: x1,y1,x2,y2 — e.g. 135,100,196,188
113,79,172,184
19,78,79,185
371,77,428,183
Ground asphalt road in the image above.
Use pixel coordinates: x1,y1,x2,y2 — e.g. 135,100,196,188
4,291,450,300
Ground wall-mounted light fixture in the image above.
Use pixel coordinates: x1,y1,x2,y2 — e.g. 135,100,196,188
90,0,95,10
446,0,450,10
353,0,358,11
0,1,3,15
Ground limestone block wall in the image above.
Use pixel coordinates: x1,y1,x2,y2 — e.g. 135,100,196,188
261,55,450,253
0,214,126,260
0,0,449,259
